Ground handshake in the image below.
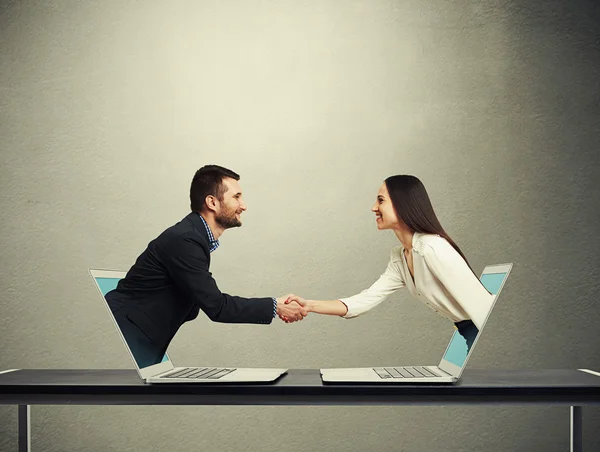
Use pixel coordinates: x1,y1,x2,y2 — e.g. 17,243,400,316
275,294,309,323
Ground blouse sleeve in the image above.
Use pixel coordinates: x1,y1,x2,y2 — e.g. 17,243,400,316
340,248,406,319
420,238,494,330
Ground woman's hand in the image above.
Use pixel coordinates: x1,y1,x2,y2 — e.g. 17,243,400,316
285,295,307,308
276,294,307,323
279,295,309,323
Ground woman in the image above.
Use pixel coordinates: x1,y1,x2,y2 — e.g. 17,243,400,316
284,175,493,352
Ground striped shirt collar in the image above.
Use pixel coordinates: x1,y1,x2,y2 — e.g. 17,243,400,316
198,214,220,253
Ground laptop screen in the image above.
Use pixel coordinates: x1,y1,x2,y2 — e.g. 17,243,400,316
94,276,171,369
441,271,508,368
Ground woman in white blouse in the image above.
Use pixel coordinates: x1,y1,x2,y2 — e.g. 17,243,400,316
284,175,492,351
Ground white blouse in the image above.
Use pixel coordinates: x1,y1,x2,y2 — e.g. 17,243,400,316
339,232,493,330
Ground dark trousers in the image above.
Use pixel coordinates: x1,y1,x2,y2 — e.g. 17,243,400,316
113,311,165,369
454,320,479,353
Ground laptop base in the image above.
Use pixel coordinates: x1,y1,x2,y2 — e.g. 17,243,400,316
146,367,288,384
320,366,457,384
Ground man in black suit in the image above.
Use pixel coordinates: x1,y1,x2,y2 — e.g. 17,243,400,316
105,165,306,369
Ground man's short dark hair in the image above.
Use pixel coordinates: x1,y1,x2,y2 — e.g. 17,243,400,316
190,165,240,212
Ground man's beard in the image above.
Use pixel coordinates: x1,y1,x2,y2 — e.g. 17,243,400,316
215,207,242,229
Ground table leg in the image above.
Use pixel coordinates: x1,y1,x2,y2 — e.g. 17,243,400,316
18,405,31,452
570,406,582,452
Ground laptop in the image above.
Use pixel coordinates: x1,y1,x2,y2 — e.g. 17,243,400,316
89,269,288,383
320,263,513,384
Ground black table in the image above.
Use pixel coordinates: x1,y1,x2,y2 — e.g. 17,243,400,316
1,368,599,452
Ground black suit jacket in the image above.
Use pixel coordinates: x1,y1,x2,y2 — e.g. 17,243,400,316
105,212,274,368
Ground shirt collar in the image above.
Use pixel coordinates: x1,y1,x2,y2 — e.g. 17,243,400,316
198,214,220,253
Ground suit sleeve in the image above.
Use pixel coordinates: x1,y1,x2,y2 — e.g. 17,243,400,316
421,238,494,330
161,235,274,324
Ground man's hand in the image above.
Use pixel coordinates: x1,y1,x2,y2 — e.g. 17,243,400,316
276,294,307,323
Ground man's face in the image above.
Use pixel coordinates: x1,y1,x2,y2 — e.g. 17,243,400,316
215,178,247,229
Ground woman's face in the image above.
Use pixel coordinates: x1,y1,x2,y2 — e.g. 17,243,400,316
371,183,401,230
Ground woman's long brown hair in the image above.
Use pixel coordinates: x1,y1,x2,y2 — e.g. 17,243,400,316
384,175,480,280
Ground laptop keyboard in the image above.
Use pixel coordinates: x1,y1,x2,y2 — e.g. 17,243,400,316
159,367,236,380
373,366,442,379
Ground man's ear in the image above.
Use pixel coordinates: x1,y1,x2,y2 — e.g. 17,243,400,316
205,195,219,213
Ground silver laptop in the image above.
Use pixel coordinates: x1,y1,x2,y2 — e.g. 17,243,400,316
320,263,512,384
89,269,287,383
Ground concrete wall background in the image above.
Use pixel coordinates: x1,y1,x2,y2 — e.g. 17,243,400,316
1,1,599,450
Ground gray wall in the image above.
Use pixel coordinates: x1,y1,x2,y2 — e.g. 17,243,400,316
1,0,599,451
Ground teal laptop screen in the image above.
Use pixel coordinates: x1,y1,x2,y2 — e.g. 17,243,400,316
441,272,508,368
95,277,170,368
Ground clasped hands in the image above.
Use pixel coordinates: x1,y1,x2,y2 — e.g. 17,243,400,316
275,294,308,323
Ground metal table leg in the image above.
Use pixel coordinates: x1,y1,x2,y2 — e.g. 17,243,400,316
570,406,582,452
18,405,31,452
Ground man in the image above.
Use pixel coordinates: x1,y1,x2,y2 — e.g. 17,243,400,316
105,165,306,369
